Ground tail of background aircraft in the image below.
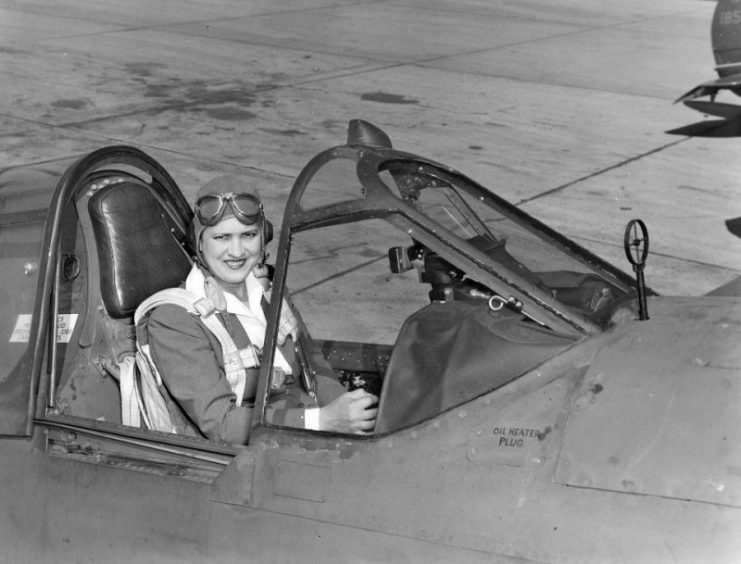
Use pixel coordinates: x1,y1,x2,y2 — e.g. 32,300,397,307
726,216,741,239
676,0,741,111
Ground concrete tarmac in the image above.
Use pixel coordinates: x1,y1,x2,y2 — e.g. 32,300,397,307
1,0,739,296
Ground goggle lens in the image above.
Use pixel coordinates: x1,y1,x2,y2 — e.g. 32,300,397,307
196,193,262,226
196,195,226,220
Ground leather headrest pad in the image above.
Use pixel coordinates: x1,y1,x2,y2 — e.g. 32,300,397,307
89,181,192,318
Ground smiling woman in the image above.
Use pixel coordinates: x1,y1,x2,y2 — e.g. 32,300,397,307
192,178,269,298
199,217,264,297
138,175,378,444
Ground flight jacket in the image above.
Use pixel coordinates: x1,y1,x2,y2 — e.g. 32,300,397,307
140,269,312,444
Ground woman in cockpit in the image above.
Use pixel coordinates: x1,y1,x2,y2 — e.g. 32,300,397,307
138,175,377,444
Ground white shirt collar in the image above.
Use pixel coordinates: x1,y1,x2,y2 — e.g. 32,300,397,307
184,265,291,372
185,265,264,320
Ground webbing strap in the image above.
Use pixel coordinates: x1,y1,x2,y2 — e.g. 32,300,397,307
135,288,248,405
136,343,178,433
118,355,141,428
135,288,214,324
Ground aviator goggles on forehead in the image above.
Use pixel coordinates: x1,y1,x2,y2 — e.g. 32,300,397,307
194,192,263,226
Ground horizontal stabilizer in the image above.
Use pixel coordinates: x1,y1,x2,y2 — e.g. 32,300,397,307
675,73,741,104
682,100,741,119
727,217,741,238
675,84,721,104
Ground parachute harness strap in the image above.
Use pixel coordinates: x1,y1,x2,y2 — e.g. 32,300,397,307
136,288,249,405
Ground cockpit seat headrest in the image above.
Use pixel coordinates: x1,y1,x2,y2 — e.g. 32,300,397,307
88,179,192,319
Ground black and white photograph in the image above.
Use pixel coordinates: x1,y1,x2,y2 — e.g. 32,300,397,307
1,1,740,562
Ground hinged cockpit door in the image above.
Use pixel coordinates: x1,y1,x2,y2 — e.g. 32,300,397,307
0,166,61,435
